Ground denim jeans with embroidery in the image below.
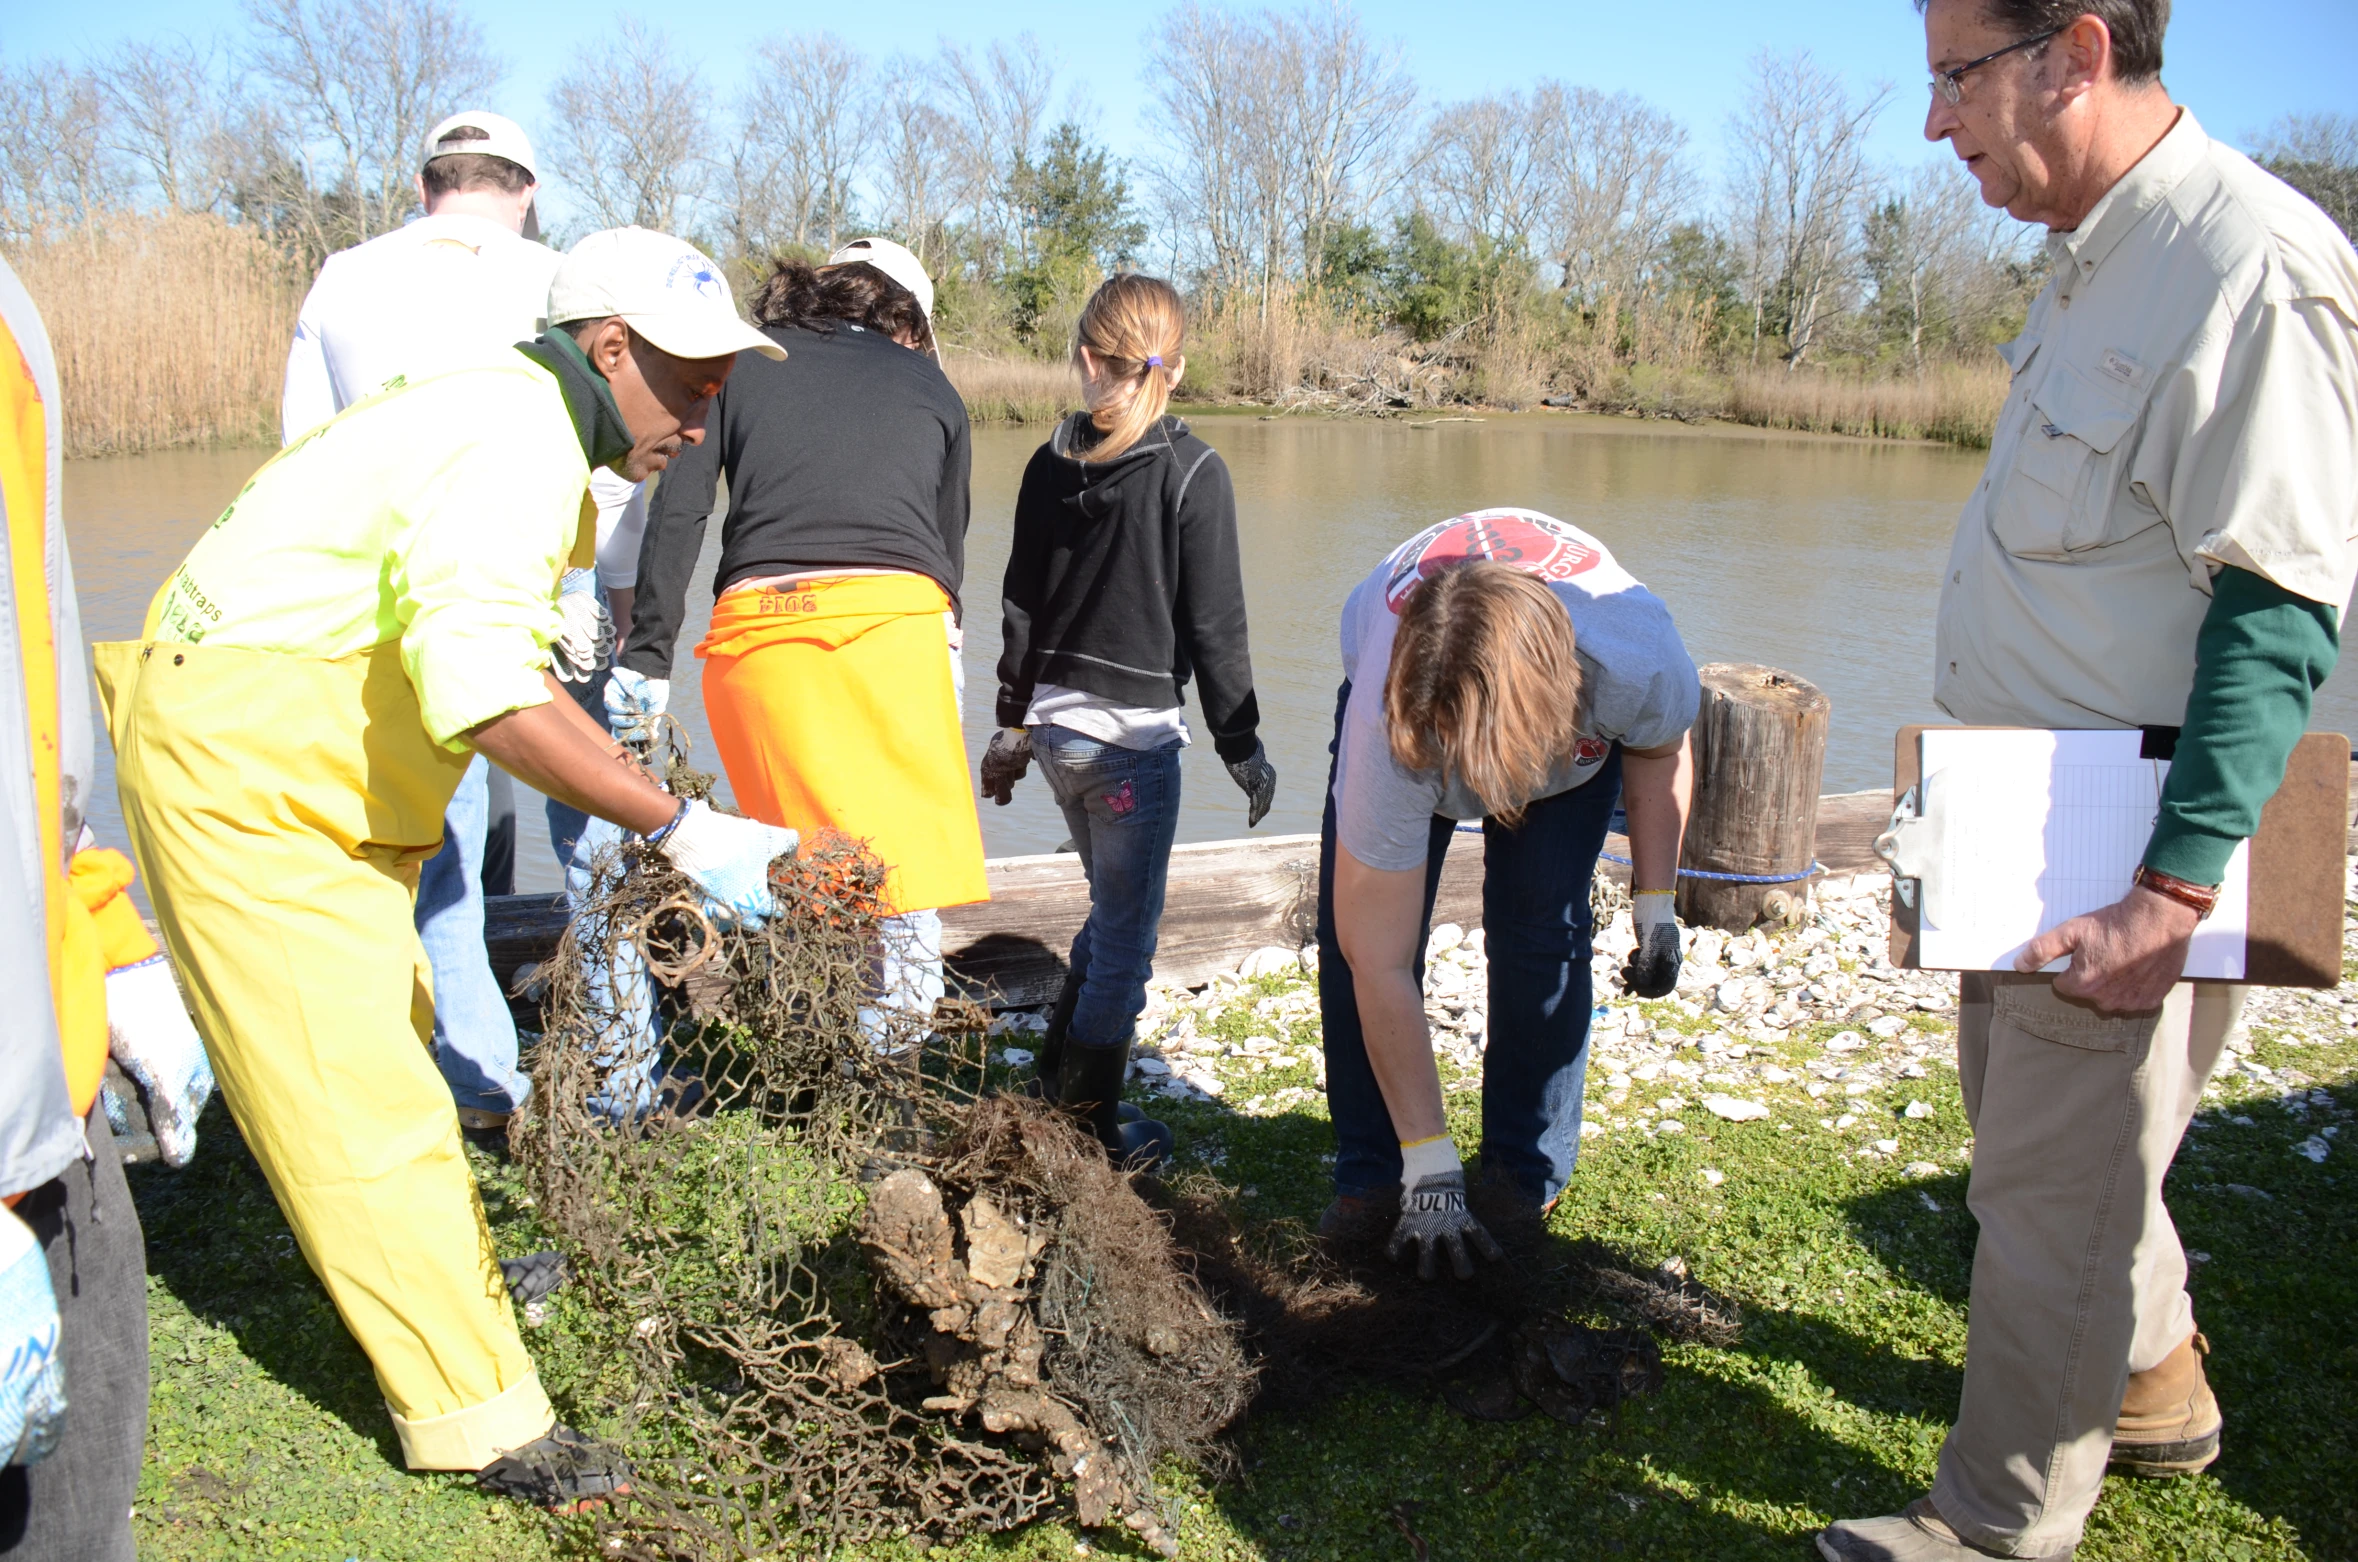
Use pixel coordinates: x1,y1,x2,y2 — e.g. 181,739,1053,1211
1030,726,1185,1051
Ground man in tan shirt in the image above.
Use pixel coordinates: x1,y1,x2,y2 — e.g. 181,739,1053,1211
1823,3,2358,1561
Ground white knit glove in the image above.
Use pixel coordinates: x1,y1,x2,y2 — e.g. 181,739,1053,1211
604,666,670,750
553,590,615,684
656,801,800,928
104,955,216,1168
1385,1135,1503,1281
0,1206,65,1467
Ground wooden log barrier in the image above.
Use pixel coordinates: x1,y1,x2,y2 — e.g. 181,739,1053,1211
1675,663,1831,933
480,778,1899,1015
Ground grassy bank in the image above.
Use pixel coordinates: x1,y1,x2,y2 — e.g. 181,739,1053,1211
127,874,2354,1560
9,212,2007,458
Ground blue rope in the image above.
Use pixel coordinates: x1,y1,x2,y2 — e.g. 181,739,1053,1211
1450,820,1822,884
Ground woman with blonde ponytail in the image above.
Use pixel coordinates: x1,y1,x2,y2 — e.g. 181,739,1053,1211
983,274,1274,1169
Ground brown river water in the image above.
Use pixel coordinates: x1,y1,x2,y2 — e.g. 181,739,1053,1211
65,413,2358,896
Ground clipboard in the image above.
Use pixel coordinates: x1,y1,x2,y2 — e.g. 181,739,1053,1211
1884,726,2348,987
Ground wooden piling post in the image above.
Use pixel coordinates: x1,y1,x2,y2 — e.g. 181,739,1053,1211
1675,663,1830,933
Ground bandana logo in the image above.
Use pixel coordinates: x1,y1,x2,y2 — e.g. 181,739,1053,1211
1384,509,1604,612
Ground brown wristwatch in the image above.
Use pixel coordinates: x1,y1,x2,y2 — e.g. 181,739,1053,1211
2132,863,2220,920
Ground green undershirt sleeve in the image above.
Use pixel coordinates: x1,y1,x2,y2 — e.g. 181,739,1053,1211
2143,564,2340,885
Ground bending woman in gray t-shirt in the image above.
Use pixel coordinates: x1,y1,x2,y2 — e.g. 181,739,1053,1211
1315,509,1701,1278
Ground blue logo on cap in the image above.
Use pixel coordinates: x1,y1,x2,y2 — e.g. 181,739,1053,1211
664,255,723,298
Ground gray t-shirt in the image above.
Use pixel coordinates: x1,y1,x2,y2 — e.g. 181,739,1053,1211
1333,509,1701,872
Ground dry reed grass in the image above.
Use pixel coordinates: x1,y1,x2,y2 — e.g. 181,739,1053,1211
8,212,302,457
1724,360,2009,447
943,353,1078,424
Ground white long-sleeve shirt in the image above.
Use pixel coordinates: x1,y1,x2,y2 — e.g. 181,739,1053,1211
280,212,565,443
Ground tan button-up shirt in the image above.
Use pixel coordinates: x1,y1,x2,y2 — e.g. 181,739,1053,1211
1935,110,2358,729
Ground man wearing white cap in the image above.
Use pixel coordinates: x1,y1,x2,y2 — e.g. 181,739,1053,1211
97,229,791,1508
276,111,647,1143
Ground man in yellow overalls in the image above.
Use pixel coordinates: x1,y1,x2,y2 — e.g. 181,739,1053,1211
93,227,795,1509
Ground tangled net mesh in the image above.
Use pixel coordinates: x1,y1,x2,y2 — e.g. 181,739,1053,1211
513,750,1250,1559
511,743,1741,1555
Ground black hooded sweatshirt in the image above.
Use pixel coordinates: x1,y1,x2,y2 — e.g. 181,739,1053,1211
995,412,1261,764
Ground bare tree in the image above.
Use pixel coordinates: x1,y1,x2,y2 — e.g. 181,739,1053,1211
1726,51,1888,367
548,17,710,236
933,37,1054,269
0,61,125,236
96,37,242,215
244,0,502,251
873,56,955,270
1141,4,1265,292
1279,1,1415,279
732,33,872,256
1422,87,1552,250
1543,86,1692,303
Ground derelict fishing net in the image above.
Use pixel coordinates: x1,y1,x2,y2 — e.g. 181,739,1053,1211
512,742,1249,1559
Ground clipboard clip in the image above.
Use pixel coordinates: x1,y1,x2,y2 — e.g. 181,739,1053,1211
1874,772,1948,918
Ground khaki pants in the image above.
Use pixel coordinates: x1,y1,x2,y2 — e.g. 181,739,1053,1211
1932,972,2240,1557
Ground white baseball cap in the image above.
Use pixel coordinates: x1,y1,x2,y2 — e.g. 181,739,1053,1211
550,228,785,363
421,110,539,181
827,236,934,322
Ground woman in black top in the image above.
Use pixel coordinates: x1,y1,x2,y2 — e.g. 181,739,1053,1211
617,239,985,1031
982,273,1275,1167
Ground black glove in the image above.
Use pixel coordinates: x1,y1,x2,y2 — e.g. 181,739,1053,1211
1225,740,1277,828
980,728,1032,806
1385,1168,1505,1281
1620,911,1683,998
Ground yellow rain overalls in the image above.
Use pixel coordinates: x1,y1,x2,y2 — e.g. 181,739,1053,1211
93,352,598,1469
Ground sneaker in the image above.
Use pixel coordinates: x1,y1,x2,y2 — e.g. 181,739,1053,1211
455,1107,512,1160
1818,1497,2070,1561
475,1424,632,1514
2111,1330,2222,1476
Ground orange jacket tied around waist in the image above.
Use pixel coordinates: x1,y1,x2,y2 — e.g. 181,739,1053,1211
698,571,988,918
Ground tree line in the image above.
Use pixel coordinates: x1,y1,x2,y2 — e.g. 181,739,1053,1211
4,0,2353,389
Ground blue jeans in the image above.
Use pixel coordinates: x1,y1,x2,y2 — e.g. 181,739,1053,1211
1031,727,1185,1050
416,754,529,1115
1315,680,1619,1207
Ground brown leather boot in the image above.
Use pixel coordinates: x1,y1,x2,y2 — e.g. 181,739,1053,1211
2110,1330,2221,1476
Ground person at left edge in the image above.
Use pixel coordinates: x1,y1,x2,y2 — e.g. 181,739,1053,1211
0,251,213,1562
279,108,565,1143
92,227,795,1512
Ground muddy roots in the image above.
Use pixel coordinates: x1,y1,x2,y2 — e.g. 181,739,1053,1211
513,813,1248,1559
1164,1180,1738,1425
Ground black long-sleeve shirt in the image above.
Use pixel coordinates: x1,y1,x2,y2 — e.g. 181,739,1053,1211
620,320,971,676
995,412,1261,763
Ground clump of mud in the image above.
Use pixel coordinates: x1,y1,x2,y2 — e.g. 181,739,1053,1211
1165,1179,1739,1426
514,800,1248,1558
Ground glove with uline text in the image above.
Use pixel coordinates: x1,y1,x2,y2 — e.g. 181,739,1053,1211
1621,889,1683,999
103,954,216,1168
1225,740,1277,828
553,589,615,684
654,800,800,929
1385,1135,1505,1281
604,665,670,752
0,1206,65,1468
980,728,1032,806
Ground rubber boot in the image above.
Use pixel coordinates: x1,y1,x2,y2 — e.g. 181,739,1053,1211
1026,973,1144,1123
2110,1330,2222,1475
1026,970,1083,1099
1056,1036,1174,1171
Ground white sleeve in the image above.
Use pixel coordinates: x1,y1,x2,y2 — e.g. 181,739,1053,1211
591,471,649,591
279,272,338,446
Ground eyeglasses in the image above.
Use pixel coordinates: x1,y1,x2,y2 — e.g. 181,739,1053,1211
1929,25,2063,105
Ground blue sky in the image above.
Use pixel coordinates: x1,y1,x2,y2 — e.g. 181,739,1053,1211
14,0,2356,229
